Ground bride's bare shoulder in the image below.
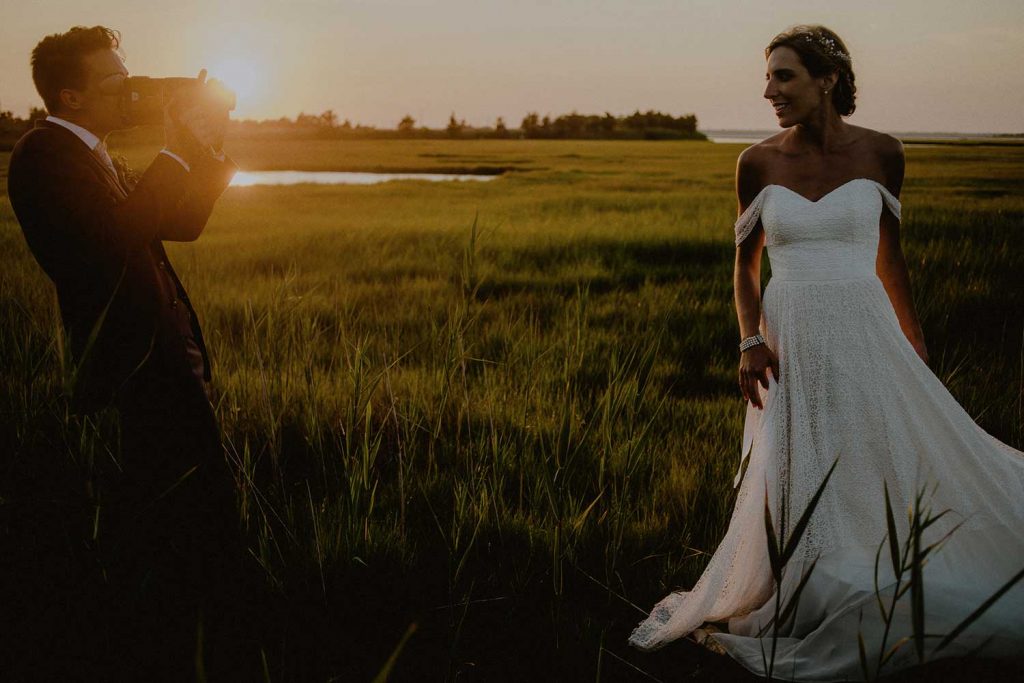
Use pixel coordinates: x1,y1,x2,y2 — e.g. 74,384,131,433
735,135,784,204
845,124,904,161
737,133,788,177
852,125,906,190
741,132,786,158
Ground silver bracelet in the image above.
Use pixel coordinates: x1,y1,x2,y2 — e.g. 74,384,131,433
739,334,765,352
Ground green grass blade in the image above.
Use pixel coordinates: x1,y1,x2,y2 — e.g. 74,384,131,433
780,455,839,565
873,539,890,621
935,565,1024,653
776,557,818,630
881,636,910,667
764,479,781,582
918,508,952,532
571,488,604,535
856,610,870,682
883,481,900,579
65,264,126,400
371,622,418,683
911,497,925,662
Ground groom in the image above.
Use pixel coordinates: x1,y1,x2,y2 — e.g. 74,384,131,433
6,25,242,675
8,25,234,494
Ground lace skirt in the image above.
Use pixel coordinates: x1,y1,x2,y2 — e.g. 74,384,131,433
628,275,1024,681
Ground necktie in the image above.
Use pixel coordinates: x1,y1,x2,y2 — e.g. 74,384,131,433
94,141,116,175
94,141,126,191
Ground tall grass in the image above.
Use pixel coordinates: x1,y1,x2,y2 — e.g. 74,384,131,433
1,140,1022,680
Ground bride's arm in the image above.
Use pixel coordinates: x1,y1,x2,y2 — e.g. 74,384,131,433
734,149,778,409
877,216,928,363
734,227,765,347
875,139,929,363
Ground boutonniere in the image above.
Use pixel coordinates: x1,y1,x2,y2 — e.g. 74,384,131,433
110,154,139,188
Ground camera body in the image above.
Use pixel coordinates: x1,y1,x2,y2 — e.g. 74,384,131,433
122,76,236,127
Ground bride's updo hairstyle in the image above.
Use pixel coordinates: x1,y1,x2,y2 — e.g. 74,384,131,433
766,25,857,116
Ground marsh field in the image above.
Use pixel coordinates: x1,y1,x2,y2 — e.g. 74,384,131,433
1,138,1023,681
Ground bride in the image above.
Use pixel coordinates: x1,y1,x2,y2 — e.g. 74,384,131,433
627,25,1024,681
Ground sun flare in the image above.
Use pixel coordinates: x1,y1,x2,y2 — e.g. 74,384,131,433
206,55,266,115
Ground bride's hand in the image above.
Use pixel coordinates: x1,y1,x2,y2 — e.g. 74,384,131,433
739,344,779,410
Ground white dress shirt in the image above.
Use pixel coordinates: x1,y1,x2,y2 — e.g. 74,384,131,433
45,115,191,172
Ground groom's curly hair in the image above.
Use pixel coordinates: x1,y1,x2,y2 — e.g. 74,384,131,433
31,25,122,114
766,25,857,117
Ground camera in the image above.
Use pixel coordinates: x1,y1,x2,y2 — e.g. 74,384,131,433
121,76,236,127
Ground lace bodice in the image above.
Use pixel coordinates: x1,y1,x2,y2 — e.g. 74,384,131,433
734,178,901,281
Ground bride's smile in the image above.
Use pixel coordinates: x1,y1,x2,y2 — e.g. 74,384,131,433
764,45,840,128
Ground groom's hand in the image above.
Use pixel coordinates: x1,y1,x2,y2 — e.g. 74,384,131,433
164,69,230,162
203,77,231,153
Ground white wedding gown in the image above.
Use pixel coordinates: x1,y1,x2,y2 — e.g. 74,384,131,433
627,178,1024,681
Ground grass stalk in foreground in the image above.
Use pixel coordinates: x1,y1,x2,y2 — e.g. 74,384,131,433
858,480,1024,680
757,455,840,681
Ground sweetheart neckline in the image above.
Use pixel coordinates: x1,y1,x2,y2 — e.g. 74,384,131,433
765,177,879,204
734,178,902,245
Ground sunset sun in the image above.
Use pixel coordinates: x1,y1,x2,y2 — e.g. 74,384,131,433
207,55,266,115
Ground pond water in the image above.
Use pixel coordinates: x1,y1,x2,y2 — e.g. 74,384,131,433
230,170,500,187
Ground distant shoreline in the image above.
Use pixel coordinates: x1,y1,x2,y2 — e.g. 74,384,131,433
702,130,1024,146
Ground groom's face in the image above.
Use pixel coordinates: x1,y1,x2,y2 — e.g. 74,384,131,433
63,48,129,138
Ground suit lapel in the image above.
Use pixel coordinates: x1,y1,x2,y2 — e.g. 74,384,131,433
93,151,128,195
153,241,211,379
36,120,129,196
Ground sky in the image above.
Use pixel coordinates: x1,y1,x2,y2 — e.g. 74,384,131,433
1,0,1022,134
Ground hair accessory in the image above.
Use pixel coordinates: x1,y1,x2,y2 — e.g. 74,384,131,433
802,32,850,65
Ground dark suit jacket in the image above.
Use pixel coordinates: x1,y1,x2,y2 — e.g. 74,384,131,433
7,120,237,413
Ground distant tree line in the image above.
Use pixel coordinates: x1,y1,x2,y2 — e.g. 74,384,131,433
223,109,705,141
519,110,702,140
0,106,47,149
1,101,706,146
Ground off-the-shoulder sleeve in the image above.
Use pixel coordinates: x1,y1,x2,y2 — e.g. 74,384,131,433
734,187,769,245
871,180,902,221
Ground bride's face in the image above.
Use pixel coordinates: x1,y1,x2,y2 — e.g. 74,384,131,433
763,46,829,127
